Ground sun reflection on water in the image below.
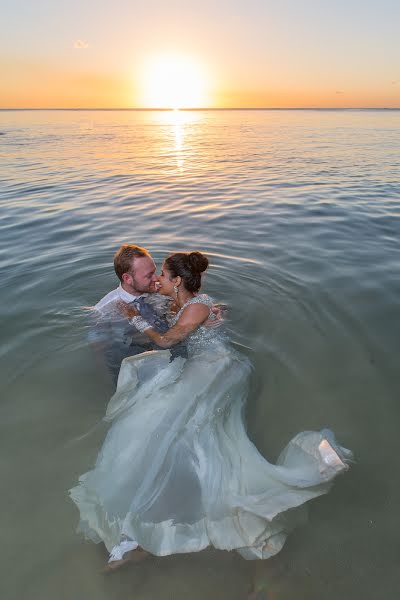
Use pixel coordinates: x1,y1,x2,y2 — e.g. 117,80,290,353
151,109,202,170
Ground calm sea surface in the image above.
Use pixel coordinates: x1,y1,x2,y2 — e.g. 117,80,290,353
1,109,399,599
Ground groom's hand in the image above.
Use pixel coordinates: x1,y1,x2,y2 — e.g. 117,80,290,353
204,304,226,329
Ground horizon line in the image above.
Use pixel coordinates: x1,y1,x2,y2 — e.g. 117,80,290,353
1,107,400,112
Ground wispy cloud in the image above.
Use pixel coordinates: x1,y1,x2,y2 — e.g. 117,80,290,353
391,80,399,86
335,90,344,94
73,40,89,49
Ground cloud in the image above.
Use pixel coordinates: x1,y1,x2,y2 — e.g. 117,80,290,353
391,80,399,86
335,90,344,94
73,40,89,49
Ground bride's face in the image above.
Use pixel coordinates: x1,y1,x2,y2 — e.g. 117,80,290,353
157,263,177,297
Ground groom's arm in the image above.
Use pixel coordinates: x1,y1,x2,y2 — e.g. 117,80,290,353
87,309,112,371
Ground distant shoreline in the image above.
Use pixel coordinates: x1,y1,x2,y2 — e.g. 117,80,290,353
1,107,399,112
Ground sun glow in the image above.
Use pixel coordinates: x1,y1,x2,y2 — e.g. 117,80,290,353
140,55,208,109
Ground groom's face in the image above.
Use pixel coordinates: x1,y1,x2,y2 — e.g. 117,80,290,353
125,256,158,294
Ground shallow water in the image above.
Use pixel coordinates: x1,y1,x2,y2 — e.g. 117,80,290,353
1,109,400,599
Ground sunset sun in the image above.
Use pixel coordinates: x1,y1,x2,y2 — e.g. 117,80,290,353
140,55,208,109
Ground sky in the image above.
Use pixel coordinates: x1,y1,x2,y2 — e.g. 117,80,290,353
1,0,400,109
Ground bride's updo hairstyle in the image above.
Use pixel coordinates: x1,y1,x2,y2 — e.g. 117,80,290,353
165,251,208,293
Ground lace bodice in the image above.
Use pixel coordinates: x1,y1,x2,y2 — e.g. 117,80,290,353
172,294,222,355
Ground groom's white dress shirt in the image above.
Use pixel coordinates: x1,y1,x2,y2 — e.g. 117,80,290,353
88,283,141,346
88,284,172,381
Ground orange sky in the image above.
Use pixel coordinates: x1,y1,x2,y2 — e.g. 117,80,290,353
1,0,400,109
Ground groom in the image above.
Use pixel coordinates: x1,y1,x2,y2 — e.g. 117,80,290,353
89,244,177,383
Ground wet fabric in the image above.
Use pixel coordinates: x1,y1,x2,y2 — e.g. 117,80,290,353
70,295,351,559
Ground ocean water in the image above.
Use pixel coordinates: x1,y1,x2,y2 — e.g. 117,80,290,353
1,109,399,600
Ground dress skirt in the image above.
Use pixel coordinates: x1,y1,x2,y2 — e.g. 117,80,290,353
69,344,351,560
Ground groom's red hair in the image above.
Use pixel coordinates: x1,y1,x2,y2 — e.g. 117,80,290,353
114,244,150,281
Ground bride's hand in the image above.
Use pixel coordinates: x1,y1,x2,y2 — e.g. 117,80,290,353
118,301,139,319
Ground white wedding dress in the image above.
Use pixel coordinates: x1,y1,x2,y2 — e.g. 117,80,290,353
70,294,352,561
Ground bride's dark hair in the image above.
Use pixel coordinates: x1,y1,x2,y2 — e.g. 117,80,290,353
165,251,208,293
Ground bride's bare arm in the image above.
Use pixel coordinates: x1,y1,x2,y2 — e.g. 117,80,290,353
133,303,210,348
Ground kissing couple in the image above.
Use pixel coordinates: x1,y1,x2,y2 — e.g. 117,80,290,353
70,244,352,570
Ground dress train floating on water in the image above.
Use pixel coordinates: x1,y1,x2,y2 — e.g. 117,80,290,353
70,295,352,561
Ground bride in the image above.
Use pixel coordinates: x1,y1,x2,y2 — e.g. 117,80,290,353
69,251,352,568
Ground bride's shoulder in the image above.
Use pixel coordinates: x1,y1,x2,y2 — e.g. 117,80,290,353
191,293,214,307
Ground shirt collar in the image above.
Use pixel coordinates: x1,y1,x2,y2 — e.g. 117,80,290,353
118,284,148,303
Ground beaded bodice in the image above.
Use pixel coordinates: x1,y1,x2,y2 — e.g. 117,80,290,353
172,294,222,355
